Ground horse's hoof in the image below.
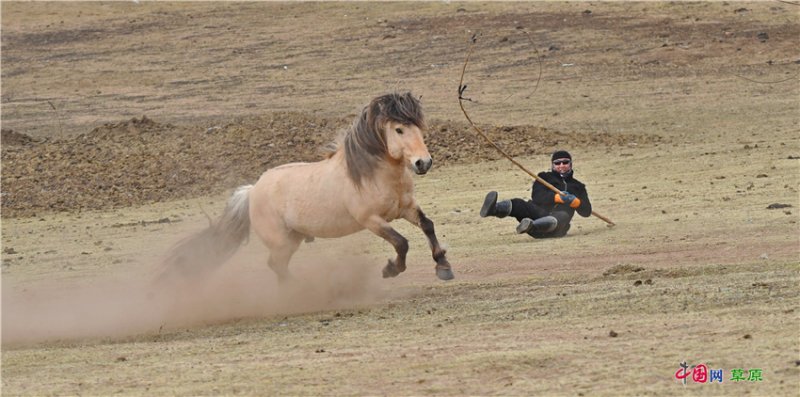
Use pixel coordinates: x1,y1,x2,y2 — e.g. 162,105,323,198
436,268,454,281
382,262,400,278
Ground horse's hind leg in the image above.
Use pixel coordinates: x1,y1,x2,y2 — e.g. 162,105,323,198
405,207,454,281
267,232,303,283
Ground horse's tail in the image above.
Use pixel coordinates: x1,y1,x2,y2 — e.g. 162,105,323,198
155,185,253,284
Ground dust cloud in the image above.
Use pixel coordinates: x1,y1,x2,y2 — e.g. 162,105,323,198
2,253,393,346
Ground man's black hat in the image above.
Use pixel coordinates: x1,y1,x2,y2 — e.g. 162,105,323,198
551,150,572,161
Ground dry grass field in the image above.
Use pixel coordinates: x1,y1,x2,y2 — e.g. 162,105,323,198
2,2,799,396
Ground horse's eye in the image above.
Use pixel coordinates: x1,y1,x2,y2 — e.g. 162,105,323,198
395,128,404,134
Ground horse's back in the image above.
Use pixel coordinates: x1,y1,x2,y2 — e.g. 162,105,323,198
249,159,364,240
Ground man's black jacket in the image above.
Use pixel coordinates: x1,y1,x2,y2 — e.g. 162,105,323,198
530,171,592,217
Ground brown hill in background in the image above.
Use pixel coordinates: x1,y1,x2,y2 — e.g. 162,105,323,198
1,114,660,217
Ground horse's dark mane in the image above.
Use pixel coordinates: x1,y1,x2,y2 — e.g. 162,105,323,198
327,92,426,187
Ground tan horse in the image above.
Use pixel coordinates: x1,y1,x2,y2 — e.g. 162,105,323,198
161,92,454,283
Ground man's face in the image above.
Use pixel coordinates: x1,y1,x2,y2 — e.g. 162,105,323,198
552,157,572,174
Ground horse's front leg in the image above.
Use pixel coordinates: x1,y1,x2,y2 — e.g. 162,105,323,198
362,215,409,278
404,207,454,281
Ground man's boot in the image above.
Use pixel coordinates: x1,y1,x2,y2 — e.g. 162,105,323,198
480,191,512,218
516,216,558,234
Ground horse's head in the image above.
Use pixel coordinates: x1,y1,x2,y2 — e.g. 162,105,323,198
341,92,432,186
384,120,432,175
374,92,431,175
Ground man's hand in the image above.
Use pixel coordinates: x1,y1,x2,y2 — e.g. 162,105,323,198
555,191,581,209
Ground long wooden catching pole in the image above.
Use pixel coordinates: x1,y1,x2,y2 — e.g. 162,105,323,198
457,34,615,226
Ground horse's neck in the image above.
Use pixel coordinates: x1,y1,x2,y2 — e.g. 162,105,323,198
373,161,412,188
333,148,410,189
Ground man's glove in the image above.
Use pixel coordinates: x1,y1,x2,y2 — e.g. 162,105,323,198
555,191,581,209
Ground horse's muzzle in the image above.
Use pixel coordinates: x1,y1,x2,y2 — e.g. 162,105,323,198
413,158,433,175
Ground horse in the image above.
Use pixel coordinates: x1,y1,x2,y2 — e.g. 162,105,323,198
159,92,454,284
